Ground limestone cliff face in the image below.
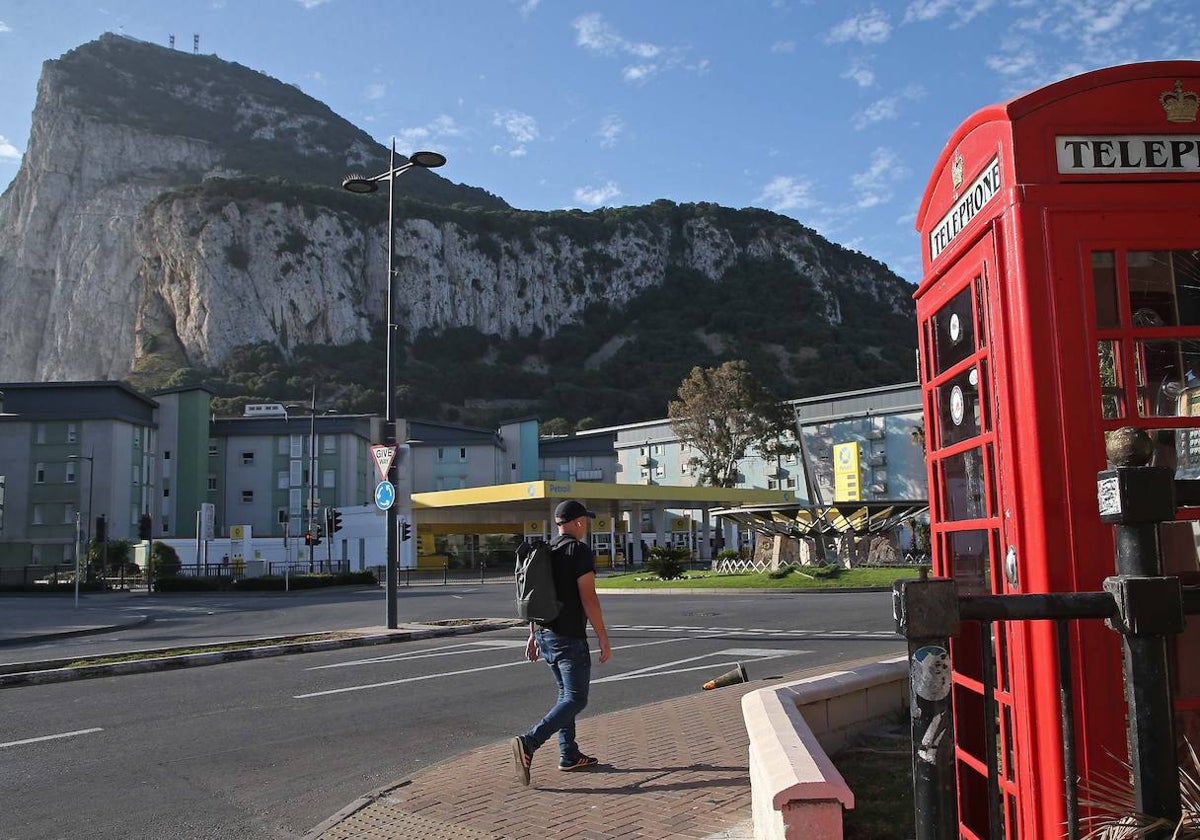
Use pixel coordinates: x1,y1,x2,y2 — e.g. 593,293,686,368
0,34,913,387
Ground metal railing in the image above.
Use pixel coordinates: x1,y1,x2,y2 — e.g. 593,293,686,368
895,461,1200,840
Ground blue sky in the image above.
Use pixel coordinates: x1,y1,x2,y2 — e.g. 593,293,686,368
1,0,1198,282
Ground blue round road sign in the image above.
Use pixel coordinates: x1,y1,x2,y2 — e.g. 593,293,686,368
374,480,396,510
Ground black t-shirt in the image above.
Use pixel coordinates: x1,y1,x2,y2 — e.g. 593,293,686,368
543,534,596,639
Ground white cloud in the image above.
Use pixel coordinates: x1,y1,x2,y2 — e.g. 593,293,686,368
904,0,994,25
0,135,21,163
853,97,899,129
572,12,694,83
517,0,540,16
622,64,657,83
598,115,624,149
395,115,465,154
771,40,796,53
574,181,622,206
850,147,907,209
755,176,817,212
492,110,539,157
842,59,875,87
364,83,386,101
852,85,923,130
295,0,331,8
826,9,892,45
0,21,11,33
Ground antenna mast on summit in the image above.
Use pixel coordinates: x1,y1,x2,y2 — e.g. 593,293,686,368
169,34,175,50
193,34,199,54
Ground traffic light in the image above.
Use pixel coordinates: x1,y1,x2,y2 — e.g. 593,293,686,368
400,520,412,542
304,531,322,547
138,514,152,540
330,509,343,534
95,515,107,542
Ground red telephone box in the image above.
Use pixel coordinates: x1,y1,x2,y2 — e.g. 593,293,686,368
915,62,1200,838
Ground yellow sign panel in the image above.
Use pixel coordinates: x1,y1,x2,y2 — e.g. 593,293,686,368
595,516,612,532
524,520,545,536
833,442,862,502
230,525,245,540
670,516,692,532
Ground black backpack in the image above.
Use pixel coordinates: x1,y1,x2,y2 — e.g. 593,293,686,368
515,540,562,623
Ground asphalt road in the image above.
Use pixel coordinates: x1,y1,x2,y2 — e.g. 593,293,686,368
0,587,903,840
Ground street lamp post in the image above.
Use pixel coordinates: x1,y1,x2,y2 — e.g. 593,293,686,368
68,453,94,608
342,141,446,629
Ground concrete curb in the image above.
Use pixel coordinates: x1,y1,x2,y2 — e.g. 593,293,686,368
0,614,152,647
300,780,412,840
0,619,523,689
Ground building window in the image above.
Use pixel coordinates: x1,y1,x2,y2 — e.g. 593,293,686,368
163,487,170,498
32,504,44,525
459,447,467,461
654,465,665,478
278,471,289,490
640,467,650,480
768,478,779,490
639,445,647,457
133,429,140,448
322,469,335,489
241,451,254,466
163,450,171,461
67,423,77,443
64,503,76,525
651,444,662,456
132,465,139,485
66,462,77,483
278,437,289,456
277,508,290,525
323,437,336,454
241,490,254,504
30,545,42,566
35,463,45,484
290,435,303,458
162,517,169,532
207,475,217,492
35,424,46,444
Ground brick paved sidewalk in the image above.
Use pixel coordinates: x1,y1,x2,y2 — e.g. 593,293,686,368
307,678,762,840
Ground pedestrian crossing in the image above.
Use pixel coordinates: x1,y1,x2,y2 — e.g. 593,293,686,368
608,623,899,640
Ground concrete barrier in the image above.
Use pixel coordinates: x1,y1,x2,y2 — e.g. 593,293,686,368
742,656,909,840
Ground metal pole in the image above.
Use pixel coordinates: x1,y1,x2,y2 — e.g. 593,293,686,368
1097,452,1182,837
309,384,317,573
894,575,959,840
385,140,399,629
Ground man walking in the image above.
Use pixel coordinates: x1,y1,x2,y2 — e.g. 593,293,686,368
511,499,612,785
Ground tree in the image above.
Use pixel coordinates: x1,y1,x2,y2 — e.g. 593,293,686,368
668,360,798,487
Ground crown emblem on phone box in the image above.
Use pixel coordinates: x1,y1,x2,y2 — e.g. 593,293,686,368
1160,80,1199,123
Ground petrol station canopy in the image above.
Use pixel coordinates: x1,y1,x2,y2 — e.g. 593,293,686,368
411,480,797,523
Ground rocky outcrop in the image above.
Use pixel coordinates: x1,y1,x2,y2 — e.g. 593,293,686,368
0,34,914,386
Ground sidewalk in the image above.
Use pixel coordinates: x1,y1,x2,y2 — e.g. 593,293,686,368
307,676,762,840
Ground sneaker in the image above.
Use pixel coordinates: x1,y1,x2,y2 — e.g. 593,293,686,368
558,753,599,771
511,736,532,786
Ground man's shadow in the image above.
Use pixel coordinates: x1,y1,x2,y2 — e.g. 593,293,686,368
535,762,747,795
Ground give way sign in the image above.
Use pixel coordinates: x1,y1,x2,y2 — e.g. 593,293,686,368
371,445,396,481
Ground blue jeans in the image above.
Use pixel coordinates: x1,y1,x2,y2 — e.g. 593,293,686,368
523,628,592,763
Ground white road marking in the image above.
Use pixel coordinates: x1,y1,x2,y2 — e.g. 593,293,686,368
1,728,103,749
593,648,806,685
305,639,525,670
295,638,684,698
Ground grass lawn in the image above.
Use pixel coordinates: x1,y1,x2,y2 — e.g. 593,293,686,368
837,717,916,839
595,565,922,590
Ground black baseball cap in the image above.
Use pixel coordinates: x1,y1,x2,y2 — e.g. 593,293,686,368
554,499,596,523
